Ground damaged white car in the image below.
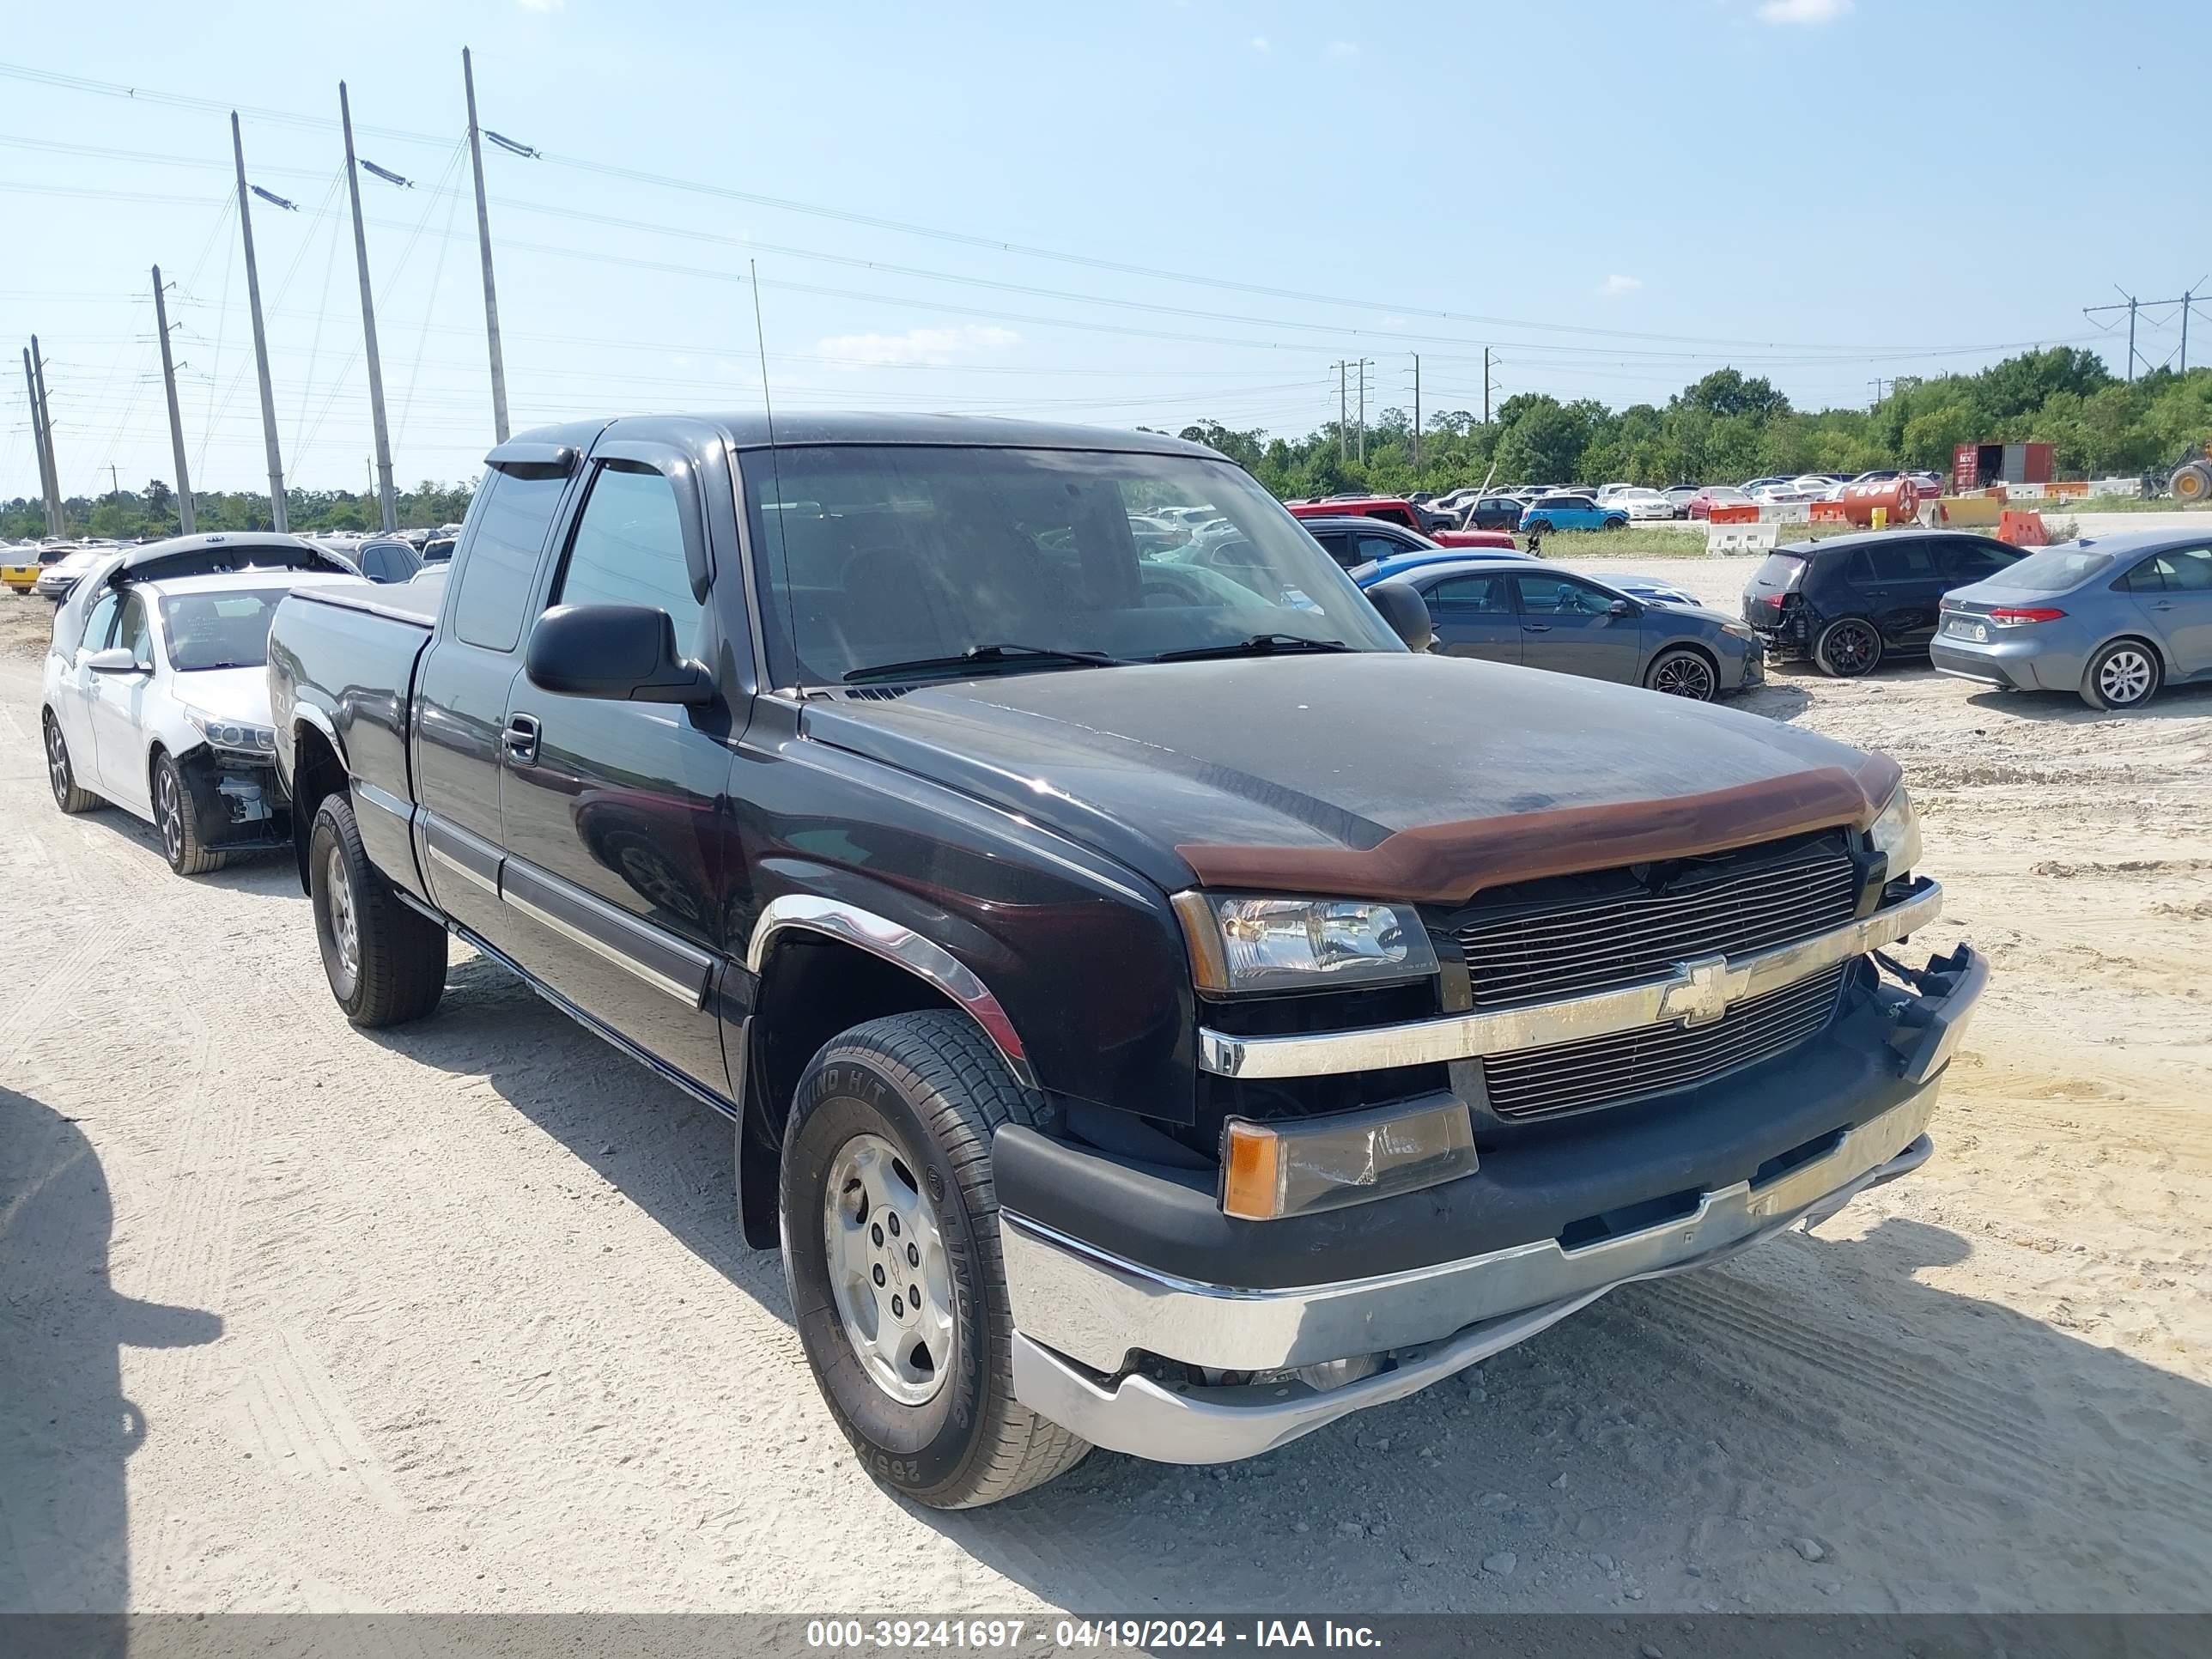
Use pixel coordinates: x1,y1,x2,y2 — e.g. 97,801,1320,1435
40,570,352,875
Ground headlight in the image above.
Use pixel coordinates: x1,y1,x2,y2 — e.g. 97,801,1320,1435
1868,787,1921,878
1173,893,1438,994
185,708,277,755
1722,620,1758,642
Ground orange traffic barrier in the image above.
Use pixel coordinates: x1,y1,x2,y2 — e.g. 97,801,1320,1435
2047,480,2089,500
1809,500,1850,522
1997,510,2048,547
1707,503,1761,524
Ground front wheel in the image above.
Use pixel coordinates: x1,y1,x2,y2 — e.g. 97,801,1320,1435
154,751,227,876
2081,640,2160,710
781,1010,1091,1509
308,792,447,1025
1646,647,1718,701
1814,617,1884,678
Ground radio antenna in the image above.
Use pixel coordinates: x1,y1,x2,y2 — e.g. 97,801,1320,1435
749,258,799,688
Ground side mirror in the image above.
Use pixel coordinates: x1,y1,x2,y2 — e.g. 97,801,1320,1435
84,646,144,674
1607,598,1637,617
525,604,713,705
1366,579,1434,653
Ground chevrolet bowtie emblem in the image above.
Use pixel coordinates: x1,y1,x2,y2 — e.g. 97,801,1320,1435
1662,954,1737,1029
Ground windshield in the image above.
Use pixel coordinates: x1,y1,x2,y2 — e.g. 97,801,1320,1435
1983,546,2112,592
744,445,1403,686
157,588,292,672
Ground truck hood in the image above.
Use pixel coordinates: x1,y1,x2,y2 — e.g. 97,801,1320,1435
799,653,1898,903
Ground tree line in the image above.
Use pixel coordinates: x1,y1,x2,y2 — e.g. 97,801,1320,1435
8,349,2208,541
0,478,477,543
1173,349,2212,500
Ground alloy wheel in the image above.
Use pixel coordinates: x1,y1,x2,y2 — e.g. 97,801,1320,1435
1824,620,1880,676
823,1133,955,1407
2098,647,2154,706
156,766,184,861
1653,655,1716,699
45,717,70,805
325,842,361,983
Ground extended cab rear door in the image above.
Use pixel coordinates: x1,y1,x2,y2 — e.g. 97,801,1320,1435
494,427,749,1094
414,444,581,954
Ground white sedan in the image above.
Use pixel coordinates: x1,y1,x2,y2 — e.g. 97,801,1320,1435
1610,487,1678,520
40,570,351,875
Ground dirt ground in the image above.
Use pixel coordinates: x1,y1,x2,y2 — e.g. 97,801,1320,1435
2,560,2206,1618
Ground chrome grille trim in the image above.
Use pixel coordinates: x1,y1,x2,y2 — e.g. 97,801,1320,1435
1195,878,1942,1080
1482,963,1848,1120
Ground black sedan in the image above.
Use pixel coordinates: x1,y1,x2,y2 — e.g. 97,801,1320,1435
1376,556,1765,700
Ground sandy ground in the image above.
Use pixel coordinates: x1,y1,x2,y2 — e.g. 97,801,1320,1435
1,563,2206,1618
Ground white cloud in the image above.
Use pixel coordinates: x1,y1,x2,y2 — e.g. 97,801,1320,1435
814,325,1020,369
1757,0,1852,24
1249,34,1271,53
1600,274,1643,298
1326,40,1360,58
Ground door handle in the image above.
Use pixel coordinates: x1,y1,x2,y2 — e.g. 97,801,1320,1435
1522,623,1552,633
502,713,541,765
2151,600,2175,611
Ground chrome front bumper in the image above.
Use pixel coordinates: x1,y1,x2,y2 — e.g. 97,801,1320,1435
1006,1085,1942,1465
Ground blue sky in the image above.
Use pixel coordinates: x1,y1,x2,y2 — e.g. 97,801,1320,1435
2,0,2201,497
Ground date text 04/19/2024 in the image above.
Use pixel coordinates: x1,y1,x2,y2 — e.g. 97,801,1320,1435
803,1620,1383,1650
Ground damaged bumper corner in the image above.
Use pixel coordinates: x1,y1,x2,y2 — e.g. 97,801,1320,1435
1005,943,1985,1466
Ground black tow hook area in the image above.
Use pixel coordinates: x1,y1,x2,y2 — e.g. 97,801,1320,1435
179,750,291,851
1876,944,1989,1085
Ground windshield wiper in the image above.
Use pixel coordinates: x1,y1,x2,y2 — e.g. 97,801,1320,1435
1149,633,1351,664
842,642,1125,684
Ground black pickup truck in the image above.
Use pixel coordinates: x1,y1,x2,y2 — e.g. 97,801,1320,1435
268,413,1986,1508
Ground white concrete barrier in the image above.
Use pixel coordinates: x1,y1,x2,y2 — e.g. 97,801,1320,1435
2004,483,2047,501
2088,477,2146,498
1707,521,1780,556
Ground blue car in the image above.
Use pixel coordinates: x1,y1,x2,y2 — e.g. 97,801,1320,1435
1520,495,1628,534
1349,547,1533,586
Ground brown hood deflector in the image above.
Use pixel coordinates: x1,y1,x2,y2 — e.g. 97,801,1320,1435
1177,752,1902,905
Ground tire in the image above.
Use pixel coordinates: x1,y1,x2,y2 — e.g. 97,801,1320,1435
42,709,102,814
153,750,228,876
2172,464,2212,504
1601,516,1626,532
2080,639,2161,711
1814,616,1884,678
1645,647,1718,701
781,1010,1091,1510
308,792,447,1025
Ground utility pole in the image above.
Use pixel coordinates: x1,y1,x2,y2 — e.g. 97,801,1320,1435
340,82,399,532
463,48,511,443
1483,347,1496,426
1355,357,1372,463
231,112,289,532
1336,360,1348,460
151,264,195,533
2082,285,2212,382
109,465,118,498
1868,377,1888,410
24,344,60,536
30,336,62,535
1410,354,1421,470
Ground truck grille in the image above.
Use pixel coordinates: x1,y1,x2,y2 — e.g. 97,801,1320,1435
1480,963,1848,1121
1443,836,1861,1121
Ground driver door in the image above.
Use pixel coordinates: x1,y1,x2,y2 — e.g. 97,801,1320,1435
1421,570,1521,664
1513,571,1641,682
88,590,157,813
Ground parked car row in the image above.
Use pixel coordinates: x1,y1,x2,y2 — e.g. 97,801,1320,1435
1737,526,2212,708
1404,470,1951,534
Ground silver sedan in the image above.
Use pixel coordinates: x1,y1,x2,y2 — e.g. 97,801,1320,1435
1931,530,2212,710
